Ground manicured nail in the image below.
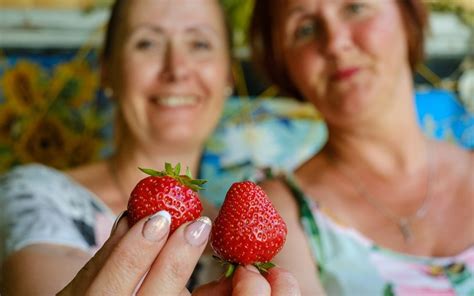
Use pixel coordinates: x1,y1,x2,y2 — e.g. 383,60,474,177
143,210,171,242
111,211,128,235
185,216,212,246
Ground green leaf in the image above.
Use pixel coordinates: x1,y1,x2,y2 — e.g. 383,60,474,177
191,179,207,185
165,163,173,174
138,163,207,192
139,167,159,176
186,167,192,178
174,163,181,175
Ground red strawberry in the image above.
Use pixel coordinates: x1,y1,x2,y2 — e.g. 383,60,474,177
127,163,205,233
210,181,287,275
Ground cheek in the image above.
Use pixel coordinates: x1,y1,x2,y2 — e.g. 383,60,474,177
197,60,229,96
285,46,325,93
131,54,163,80
114,55,159,96
355,11,409,71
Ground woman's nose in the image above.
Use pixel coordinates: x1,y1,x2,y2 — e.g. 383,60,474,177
160,43,190,82
320,18,351,58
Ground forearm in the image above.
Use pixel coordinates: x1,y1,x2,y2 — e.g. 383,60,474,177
1,244,90,295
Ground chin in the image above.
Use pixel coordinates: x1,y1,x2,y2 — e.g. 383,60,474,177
155,130,206,146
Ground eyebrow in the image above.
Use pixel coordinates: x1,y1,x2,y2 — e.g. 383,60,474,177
186,26,220,38
128,24,164,35
129,23,220,37
286,6,306,20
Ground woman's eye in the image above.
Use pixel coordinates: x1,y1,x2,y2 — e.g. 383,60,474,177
345,2,367,15
294,21,316,40
135,39,154,50
191,40,211,51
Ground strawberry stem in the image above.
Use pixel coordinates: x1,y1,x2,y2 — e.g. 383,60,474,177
212,255,276,278
138,163,207,192
225,264,236,278
254,262,276,273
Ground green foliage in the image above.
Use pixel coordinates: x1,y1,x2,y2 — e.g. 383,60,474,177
427,0,474,26
139,163,207,192
220,0,255,48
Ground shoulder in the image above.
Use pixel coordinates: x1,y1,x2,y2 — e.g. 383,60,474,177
259,177,325,293
259,177,294,203
0,164,68,200
464,149,473,195
436,142,472,178
0,163,94,204
259,177,290,196
1,163,64,184
0,162,110,231
258,176,300,222
0,164,113,262
435,142,473,200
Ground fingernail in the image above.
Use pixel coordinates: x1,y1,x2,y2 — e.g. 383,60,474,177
142,210,171,242
111,211,128,235
245,265,260,274
185,216,212,246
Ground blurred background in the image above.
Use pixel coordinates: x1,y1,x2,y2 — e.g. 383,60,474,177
0,0,473,203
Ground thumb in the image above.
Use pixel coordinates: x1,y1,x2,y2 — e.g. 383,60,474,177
232,265,271,296
192,276,232,295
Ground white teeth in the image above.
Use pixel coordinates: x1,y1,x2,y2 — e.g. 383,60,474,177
155,96,197,107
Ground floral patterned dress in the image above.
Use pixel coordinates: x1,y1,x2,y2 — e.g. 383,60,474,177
284,174,474,295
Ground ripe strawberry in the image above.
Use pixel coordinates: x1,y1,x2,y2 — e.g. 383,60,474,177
210,181,287,275
127,163,205,233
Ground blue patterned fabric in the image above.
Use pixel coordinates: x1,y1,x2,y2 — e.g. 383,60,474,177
200,91,473,206
416,89,473,149
200,97,327,205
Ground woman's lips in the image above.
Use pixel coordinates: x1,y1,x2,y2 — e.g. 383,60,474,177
150,95,199,108
331,67,360,81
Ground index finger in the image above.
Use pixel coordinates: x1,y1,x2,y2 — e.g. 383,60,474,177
88,210,171,295
138,216,212,295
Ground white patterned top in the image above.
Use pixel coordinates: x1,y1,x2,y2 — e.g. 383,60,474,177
0,164,116,263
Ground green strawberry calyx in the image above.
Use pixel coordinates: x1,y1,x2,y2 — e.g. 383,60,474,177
139,163,207,192
212,255,276,277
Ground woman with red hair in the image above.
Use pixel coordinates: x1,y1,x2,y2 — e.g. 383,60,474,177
251,0,473,294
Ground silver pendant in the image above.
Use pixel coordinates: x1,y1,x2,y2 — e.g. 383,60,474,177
399,218,412,243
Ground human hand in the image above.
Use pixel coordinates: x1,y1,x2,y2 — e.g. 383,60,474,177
193,265,301,296
58,210,212,295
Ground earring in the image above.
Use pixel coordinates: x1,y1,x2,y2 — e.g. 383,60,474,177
104,87,114,98
224,86,233,97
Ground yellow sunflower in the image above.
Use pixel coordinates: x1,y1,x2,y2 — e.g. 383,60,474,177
0,104,21,144
66,134,103,168
16,116,75,169
47,60,99,108
1,60,46,113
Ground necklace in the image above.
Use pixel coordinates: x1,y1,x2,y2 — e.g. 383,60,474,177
107,158,131,203
328,144,434,243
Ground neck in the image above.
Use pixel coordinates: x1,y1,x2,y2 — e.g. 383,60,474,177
324,91,427,177
109,138,204,199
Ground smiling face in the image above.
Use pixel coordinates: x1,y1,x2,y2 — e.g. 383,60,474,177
277,0,412,125
104,0,231,148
